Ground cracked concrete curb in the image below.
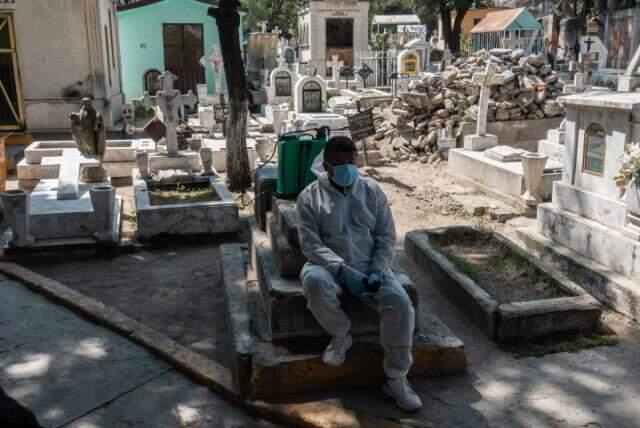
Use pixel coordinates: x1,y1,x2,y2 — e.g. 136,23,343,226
0,261,404,428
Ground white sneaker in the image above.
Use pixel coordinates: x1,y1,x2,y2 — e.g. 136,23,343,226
322,334,353,366
383,377,423,411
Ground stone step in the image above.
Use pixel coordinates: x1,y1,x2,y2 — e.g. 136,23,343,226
266,212,306,278
249,218,418,341
516,226,640,322
221,241,467,398
271,197,300,248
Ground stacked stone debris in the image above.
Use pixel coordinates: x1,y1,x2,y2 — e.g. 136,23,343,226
372,49,566,163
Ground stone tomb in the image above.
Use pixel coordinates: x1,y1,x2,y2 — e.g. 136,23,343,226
405,228,602,343
266,58,297,106
447,148,562,213
218,212,467,397
4,101,122,249
17,139,155,188
288,75,350,137
133,169,238,238
200,137,258,173
517,91,640,321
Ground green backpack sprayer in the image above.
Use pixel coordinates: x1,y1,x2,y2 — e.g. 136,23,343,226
275,126,329,198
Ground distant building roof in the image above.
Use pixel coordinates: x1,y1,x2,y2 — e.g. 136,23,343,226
372,15,421,26
118,0,217,12
470,7,542,33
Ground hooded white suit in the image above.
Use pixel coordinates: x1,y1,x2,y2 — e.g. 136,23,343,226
296,156,414,378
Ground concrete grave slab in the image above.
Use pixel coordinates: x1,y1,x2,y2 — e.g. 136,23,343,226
447,148,562,212
27,179,122,242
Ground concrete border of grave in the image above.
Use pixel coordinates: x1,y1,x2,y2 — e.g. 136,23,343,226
220,222,468,398
405,227,602,342
133,169,238,238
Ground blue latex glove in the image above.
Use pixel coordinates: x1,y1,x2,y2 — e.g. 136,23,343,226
366,271,385,293
338,265,372,300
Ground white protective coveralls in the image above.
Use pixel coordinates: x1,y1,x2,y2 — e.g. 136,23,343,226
296,154,415,378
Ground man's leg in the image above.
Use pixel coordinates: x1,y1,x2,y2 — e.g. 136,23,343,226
376,277,423,411
301,265,351,336
301,265,352,366
376,278,415,377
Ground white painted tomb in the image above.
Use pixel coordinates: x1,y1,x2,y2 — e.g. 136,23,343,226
447,148,562,211
200,137,258,173
266,57,297,106
535,91,640,280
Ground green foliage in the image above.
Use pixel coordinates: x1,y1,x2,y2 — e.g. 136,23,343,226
430,240,480,282
370,32,390,52
327,90,342,101
430,48,443,62
504,332,618,358
240,0,301,33
134,106,155,120
459,37,471,57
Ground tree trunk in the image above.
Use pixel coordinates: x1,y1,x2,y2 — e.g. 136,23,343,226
450,8,468,55
208,0,251,191
440,6,452,50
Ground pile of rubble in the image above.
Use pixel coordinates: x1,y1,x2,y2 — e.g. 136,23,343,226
372,49,566,163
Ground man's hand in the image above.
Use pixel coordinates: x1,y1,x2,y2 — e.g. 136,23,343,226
366,271,385,293
338,265,373,300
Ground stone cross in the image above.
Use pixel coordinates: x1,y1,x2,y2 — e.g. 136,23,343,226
53,149,100,200
326,55,344,82
139,71,197,155
260,21,268,33
200,44,224,96
471,62,504,137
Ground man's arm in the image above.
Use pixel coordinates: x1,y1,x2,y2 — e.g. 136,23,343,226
296,193,345,276
369,186,396,274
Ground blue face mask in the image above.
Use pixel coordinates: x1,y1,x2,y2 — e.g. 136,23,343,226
330,164,359,187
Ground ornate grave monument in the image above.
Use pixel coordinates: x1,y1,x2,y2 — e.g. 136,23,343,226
397,49,420,75
266,57,297,106
131,73,238,238
138,71,200,173
2,100,123,249
517,89,640,323
286,75,350,137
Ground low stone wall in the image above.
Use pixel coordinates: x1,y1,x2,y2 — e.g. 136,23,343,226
458,117,564,151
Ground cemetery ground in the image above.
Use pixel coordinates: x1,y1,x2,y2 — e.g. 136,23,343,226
4,161,640,427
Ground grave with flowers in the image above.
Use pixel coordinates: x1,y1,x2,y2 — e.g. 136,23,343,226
516,88,640,322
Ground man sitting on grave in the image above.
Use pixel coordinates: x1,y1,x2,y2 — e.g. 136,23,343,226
296,136,423,412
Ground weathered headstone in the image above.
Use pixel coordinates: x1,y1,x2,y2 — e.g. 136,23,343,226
199,44,224,96
326,55,344,82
